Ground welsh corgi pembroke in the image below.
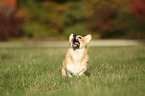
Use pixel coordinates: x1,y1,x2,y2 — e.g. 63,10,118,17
62,34,92,77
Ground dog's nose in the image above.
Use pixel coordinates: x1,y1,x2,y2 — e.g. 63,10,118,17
73,34,77,37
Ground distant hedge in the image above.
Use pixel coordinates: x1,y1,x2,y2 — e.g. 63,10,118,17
0,0,145,40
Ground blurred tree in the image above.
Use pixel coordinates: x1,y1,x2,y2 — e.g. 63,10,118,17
129,0,145,20
6,0,144,40
0,12,23,40
85,0,121,38
19,0,66,38
85,0,145,39
62,1,89,37
0,0,24,40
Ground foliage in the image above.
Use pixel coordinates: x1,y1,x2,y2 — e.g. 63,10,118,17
85,0,145,39
64,23,89,38
0,46,145,96
129,0,145,20
21,0,66,38
0,12,23,40
0,0,145,40
62,1,89,37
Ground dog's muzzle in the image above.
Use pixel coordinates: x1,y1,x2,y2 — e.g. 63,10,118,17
72,35,80,48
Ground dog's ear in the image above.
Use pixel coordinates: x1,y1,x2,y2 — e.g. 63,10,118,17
84,34,92,44
69,33,73,44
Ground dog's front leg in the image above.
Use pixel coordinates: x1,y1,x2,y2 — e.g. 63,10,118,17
79,64,87,76
62,68,66,76
79,69,87,76
67,71,72,77
62,59,66,76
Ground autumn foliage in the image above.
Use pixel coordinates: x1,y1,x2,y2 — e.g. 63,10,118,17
0,12,23,40
129,0,145,20
0,0,145,40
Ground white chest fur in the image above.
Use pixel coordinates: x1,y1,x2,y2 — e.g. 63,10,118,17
66,48,87,75
71,48,84,64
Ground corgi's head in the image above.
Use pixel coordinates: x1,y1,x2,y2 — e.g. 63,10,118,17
69,34,92,49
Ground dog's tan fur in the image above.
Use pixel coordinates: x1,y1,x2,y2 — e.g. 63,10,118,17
62,34,92,77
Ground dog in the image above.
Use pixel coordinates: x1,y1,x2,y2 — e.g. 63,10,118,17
62,34,92,77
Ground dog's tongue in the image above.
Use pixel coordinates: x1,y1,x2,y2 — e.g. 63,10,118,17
75,42,79,45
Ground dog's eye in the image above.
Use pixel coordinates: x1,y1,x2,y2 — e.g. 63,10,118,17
78,37,82,39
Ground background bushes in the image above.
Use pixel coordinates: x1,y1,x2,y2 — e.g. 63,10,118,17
0,0,145,40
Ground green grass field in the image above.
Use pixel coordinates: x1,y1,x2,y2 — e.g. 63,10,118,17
0,46,145,96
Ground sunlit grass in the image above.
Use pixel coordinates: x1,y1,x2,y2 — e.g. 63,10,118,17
0,46,145,96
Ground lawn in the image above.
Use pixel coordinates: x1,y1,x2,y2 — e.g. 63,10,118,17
0,46,145,96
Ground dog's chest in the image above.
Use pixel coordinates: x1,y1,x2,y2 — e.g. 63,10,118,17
72,49,84,64
66,49,86,74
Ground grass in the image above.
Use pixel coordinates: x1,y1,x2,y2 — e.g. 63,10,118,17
0,46,145,96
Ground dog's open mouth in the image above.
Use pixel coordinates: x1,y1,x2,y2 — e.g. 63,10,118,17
73,38,80,47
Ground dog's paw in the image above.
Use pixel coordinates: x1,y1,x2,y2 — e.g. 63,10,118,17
79,73,85,76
